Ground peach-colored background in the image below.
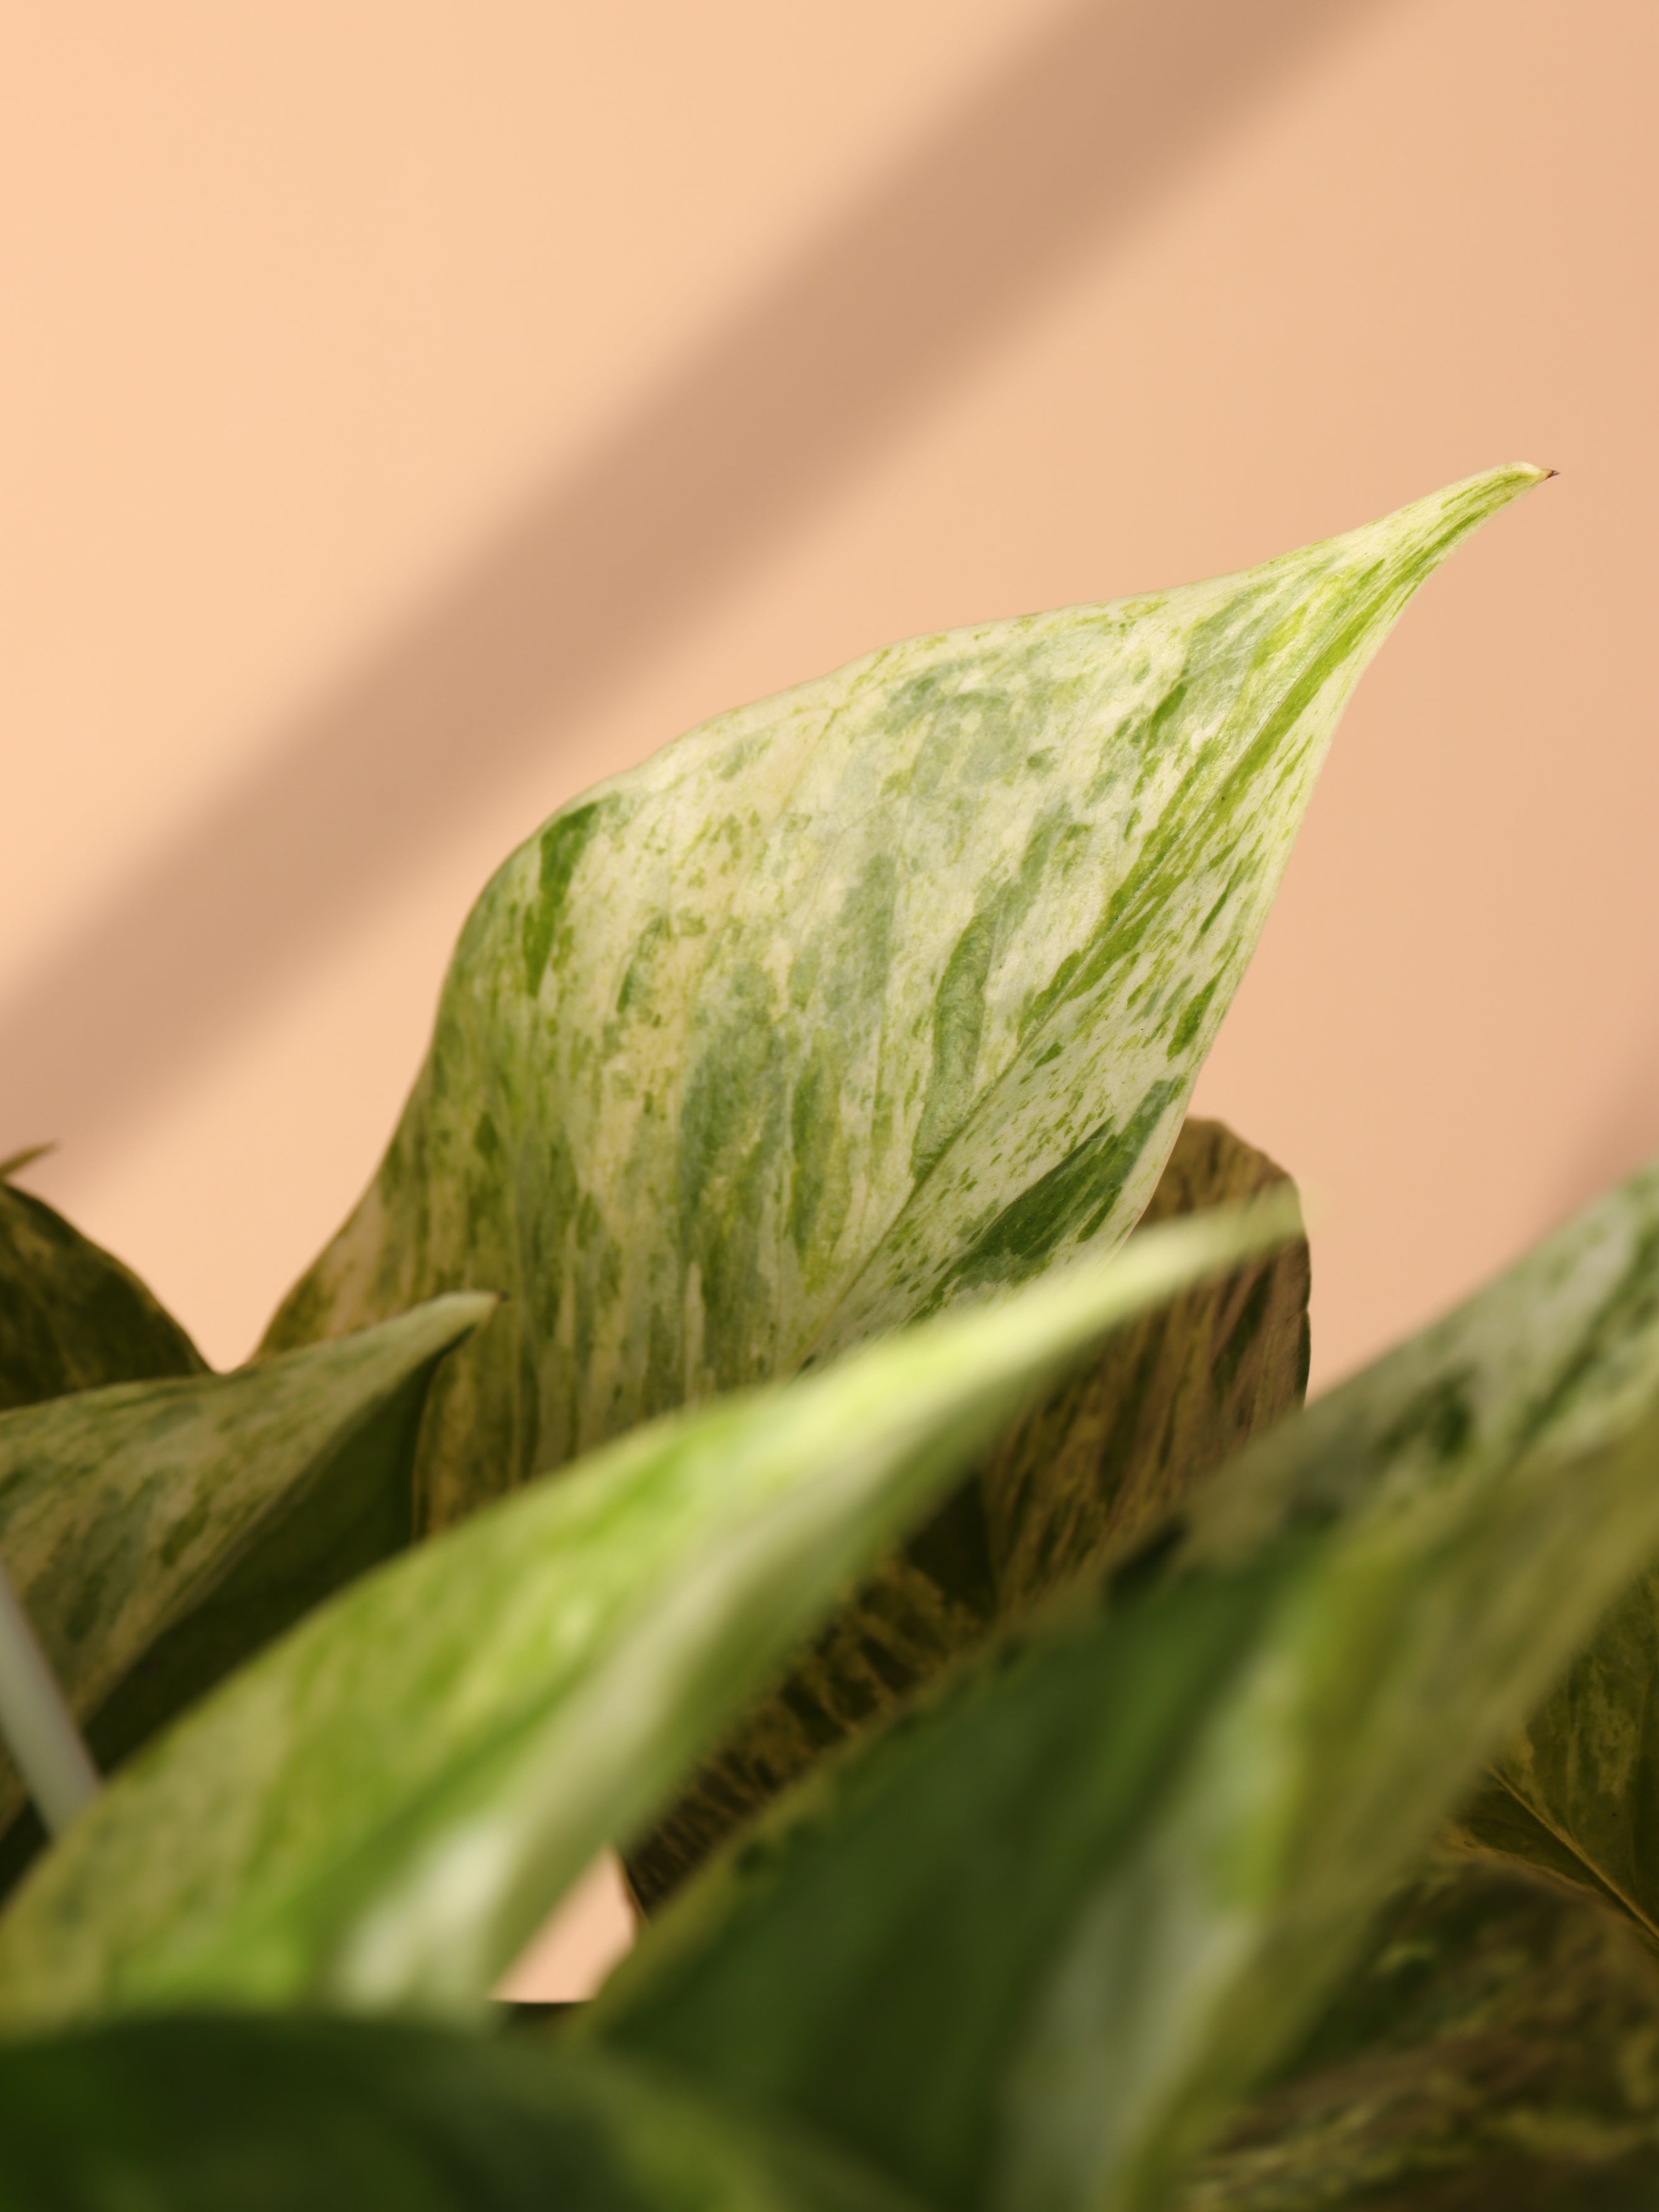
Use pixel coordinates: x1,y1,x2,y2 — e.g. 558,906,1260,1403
4,2,1655,1994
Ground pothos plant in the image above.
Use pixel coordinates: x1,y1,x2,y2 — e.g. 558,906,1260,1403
3,463,1658,2210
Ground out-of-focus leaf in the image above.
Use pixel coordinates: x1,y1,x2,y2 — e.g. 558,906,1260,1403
0,1297,491,1878
1172,1160,1659,1574
0,2011,923,2212
588,1159,1659,2212
0,1146,55,1181
0,1201,1295,2030
1176,1859,1659,2211
626,1117,1309,1912
1202,1147,1659,1952
0,1177,204,1414
1448,1565,1659,1948
264,470,1543,1537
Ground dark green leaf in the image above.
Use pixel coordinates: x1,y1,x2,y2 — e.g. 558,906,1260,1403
587,1159,1659,2212
626,1117,1310,1912
0,1203,1294,2029
263,470,1543,1538
1445,1774,1637,1922
1448,1565,1659,1949
0,1178,204,1414
1178,1858,1659,2211
980,1116,1310,1604
0,1296,491,1877
0,2011,922,2212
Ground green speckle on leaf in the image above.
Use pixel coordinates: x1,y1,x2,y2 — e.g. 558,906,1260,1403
262,466,1548,1533
521,803,604,997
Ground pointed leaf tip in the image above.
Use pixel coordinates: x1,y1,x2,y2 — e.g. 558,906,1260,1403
0,1180,207,1416
265,463,1544,1536
0,1292,496,1870
0,1145,56,1183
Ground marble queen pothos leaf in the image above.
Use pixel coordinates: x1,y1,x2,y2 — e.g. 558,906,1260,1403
587,1157,1659,2212
0,1201,1295,2030
1175,1857,1659,2211
0,1296,491,1872
0,1171,206,1414
0,2013,924,2212
625,1115,1310,1912
263,466,1544,1537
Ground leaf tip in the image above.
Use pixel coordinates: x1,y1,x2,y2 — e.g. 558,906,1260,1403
0,1141,58,1183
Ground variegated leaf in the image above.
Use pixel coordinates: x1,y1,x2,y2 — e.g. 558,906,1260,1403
0,1296,490,1882
0,1201,1294,2029
0,2013,924,2212
0,1174,204,1413
1448,1563,1659,1948
625,1116,1309,1912
587,1158,1659,2212
1178,1155,1659,1579
1196,1147,1659,1951
264,468,1544,1535
981,1115,1310,1608
1177,1858,1659,2211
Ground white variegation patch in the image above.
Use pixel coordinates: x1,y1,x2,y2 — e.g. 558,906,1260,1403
0,1204,1294,2028
0,1297,489,1838
588,1158,1659,2212
264,466,1546,1531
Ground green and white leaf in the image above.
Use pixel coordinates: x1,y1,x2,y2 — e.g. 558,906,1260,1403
1177,1858,1659,2211
1195,1141,1659,1947
587,1158,1659,2212
0,1201,1293,2030
1174,1160,1659,1578
0,2011,924,2212
265,468,1544,1534
0,1176,204,1414
0,1296,490,1858
626,1115,1310,1912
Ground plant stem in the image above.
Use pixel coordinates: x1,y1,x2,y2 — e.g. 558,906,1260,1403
0,1561,99,1834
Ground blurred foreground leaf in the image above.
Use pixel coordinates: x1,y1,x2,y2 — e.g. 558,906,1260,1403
0,1297,490,1875
0,1203,1292,2028
0,2012,921,2212
1178,1860,1659,2211
588,1158,1659,2212
627,1117,1310,1911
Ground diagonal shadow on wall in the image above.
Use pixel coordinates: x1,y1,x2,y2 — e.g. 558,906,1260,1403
2,0,1395,1170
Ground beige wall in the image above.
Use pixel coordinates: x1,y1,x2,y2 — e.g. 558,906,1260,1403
5,1,1655,1992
